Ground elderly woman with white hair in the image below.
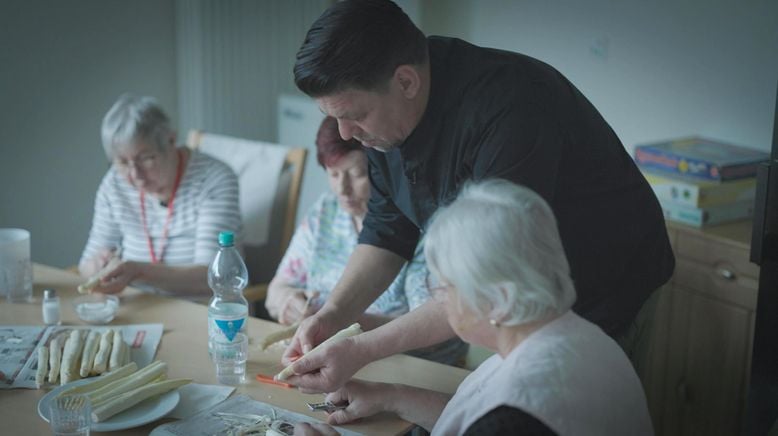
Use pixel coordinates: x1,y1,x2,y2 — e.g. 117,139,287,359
295,179,652,436
78,94,241,297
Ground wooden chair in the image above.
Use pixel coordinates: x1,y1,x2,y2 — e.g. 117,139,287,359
187,130,307,314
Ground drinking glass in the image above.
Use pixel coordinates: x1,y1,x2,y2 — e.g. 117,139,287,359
0,228,32,303
49,394,91,436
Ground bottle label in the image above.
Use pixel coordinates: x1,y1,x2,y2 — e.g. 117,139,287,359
209,313,246,342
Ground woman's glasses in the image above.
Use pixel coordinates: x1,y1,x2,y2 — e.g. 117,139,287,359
113,153,160,174
425,272,450,302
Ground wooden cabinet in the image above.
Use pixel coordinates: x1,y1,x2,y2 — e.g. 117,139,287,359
645,220,759,436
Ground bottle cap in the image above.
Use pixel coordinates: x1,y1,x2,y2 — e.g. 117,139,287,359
218,231,234,247
43,288,57,299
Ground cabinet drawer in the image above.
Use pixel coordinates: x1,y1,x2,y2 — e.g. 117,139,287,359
674,231,759,280
673,258,758,309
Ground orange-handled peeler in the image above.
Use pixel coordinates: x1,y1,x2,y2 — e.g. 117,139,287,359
255,373,293,388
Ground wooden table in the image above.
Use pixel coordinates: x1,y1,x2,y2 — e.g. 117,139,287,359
0,264,470,435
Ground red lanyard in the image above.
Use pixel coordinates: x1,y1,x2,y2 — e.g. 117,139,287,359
139,149,185,264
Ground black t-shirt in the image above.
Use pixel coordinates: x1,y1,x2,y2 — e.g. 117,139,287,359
463,406,557,436
359,36,675,336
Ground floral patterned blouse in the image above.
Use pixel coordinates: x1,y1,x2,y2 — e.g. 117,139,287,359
275,192,467,365
277,193,428,316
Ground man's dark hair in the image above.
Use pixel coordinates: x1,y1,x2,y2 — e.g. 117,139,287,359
294,0,428,97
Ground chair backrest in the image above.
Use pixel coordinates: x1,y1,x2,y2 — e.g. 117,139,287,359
187,130,307,283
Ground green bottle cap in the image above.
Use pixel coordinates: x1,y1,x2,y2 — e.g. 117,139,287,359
218,231,234,247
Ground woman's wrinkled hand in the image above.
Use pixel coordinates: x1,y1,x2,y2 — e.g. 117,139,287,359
93,260,141,294
293,422,339,436
80,247,117,278
279,292,309,325
324,380,395,425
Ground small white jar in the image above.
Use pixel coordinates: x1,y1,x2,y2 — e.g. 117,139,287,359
42,288,61,325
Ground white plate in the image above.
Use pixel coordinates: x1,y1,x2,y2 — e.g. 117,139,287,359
38,378,180,432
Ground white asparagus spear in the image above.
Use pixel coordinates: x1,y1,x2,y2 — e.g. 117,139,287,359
79,330,101,378
258,323,299,351
92,378,191,422
59,362,137,397
88,361,167,405
276,323,363,381
109,329,123,371
78,252,121,294
86,360,164,399
149,374,166,384
113,342,126,371
260,297,315,350
48,335,65,383
61,330,85,384
35,346,49,388
92,330,114,375
122,341,132,366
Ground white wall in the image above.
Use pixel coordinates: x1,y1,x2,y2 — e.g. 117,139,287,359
421,0,778,153
0,0,178,267
3,0,775,268
176,0,327,141
278,94,326,224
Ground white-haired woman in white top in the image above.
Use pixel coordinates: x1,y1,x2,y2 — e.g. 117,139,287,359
79,94,241,297
295,179,652,436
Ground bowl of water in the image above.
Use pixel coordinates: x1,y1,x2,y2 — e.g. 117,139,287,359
72,294,119,324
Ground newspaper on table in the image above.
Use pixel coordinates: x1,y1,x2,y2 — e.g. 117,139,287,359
150,394,363,436
0,323,163,389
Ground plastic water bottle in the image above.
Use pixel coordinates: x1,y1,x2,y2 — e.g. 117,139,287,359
207,231,249,384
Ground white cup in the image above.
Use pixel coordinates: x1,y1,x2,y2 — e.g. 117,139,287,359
0,228,33,303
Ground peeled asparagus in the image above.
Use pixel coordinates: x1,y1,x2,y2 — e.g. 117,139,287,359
48,336,65,383
88,361,167,406
92,378,192,422
258,323,299,351
61,330,85,384
35,346,48,387
87,361,162,398
122,341,131,366
59,362,138,397
276,323,363,381
79,330,101,377
92,329,114,375
109,329,123,371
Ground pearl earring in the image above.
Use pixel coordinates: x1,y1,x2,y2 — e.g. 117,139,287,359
489,319,500,327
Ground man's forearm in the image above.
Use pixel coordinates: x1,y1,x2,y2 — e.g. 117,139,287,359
352,299,456,362
321,244,406,322
356,312,395,331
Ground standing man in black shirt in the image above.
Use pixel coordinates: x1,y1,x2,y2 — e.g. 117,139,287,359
282,0,674,393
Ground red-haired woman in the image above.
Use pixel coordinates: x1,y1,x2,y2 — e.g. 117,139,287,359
265,117,465,365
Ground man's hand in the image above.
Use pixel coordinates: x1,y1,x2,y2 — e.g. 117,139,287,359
283,337,370,393
282,310,343,365
324,380,397,425
93,261,141,294
281,244,405,361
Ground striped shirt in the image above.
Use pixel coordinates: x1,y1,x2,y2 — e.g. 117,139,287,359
80,150,242,292
276,192,467,365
